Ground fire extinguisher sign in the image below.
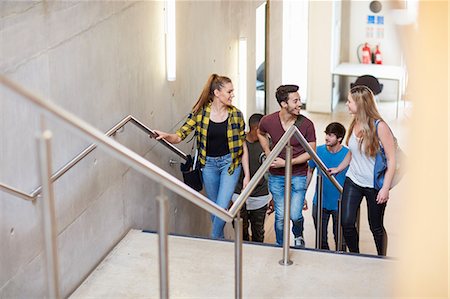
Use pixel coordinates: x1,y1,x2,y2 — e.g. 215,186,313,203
366,15,385,39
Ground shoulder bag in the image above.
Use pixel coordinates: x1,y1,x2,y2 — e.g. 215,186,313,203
373,120,406,190
179,109,205,191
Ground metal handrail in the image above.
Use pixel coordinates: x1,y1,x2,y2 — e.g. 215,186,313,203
0,183,35,201
229,125,342,216
228,124,345,253
28,114,189,196
1,75,346,299
1,74,341,222
0,75,232,222
0,114,188,201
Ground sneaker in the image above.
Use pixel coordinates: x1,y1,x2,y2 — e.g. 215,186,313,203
294,236,305,248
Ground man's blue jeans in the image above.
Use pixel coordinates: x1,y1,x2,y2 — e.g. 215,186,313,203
202,153,241,239
268,174,307,245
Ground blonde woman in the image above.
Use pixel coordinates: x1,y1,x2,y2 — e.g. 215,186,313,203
329,85,396,256
154,74,250,239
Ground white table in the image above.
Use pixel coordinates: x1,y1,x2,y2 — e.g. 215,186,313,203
332,63,406,118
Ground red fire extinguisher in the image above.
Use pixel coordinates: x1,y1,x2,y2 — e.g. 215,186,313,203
374,45,382,64
359,43,371,64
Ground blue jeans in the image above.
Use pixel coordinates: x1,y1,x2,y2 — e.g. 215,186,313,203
269,174,307,245
202,154,241,239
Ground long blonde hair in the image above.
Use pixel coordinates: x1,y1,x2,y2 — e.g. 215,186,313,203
345,85,383,157
192,74,232,114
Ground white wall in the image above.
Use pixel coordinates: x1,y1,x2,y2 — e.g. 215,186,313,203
282,1,309,102
0,1,259,297
306,0,403,113
266,0,284,114
347,1,402,65
345,0,403,101
306,1,335,113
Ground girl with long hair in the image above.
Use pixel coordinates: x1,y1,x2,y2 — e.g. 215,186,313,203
329,85,396,256
154,74,250,239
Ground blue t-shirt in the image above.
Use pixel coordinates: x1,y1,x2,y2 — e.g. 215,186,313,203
308,144,349,211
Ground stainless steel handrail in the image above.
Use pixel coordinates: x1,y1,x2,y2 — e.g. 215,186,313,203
1,74,340,222
228,124,345,253
0,75,232,222
229,125,342,216
1,74,347,299
0,183,35,201
129,116,188,161
293,126,345,251
38,129,61,299
1,73,347,242
0,114,188,200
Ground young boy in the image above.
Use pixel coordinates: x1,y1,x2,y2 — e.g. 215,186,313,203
307,122,348,250
232,113,270,242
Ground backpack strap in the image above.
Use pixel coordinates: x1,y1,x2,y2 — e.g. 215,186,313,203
294,114,305,128
375,119,384,150
375,119,398,151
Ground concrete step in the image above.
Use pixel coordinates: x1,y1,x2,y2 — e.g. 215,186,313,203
70,229,395,298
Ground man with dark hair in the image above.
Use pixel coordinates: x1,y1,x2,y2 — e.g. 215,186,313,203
258,85,316,247
232,113,270,242
307,122,348,250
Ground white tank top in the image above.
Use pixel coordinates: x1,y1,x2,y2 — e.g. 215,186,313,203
346,131,375,188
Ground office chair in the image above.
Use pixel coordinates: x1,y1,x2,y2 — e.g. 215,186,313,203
350,75,383,95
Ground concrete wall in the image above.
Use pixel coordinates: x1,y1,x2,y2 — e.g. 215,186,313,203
0,1,260,297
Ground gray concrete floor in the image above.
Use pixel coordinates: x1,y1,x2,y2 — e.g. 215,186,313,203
71,229,395,298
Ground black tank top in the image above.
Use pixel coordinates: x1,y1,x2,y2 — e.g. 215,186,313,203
206,118,230,157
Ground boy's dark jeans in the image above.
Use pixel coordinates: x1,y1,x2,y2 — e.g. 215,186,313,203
235,203,267,242
312,204,345,250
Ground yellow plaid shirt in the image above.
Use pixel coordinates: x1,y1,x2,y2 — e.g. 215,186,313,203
176,103,246,174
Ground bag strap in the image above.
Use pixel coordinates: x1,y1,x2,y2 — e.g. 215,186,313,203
192,108,206,170
375,119,385,151
375,119,398,152
294,114,304,128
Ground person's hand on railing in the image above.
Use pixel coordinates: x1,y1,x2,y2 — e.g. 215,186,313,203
271,157,285,168
150,130,182,144
303,200,308,211
267,199,274,215
327,167,339,175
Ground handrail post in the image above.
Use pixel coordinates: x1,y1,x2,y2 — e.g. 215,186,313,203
38,129,61,299
337,195,344,251
279,141,293,266
157,187,169,299
234,211,243,299
315,174,323,249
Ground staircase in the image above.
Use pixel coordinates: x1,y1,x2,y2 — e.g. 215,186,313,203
1,76,396,299
70,229,395,298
